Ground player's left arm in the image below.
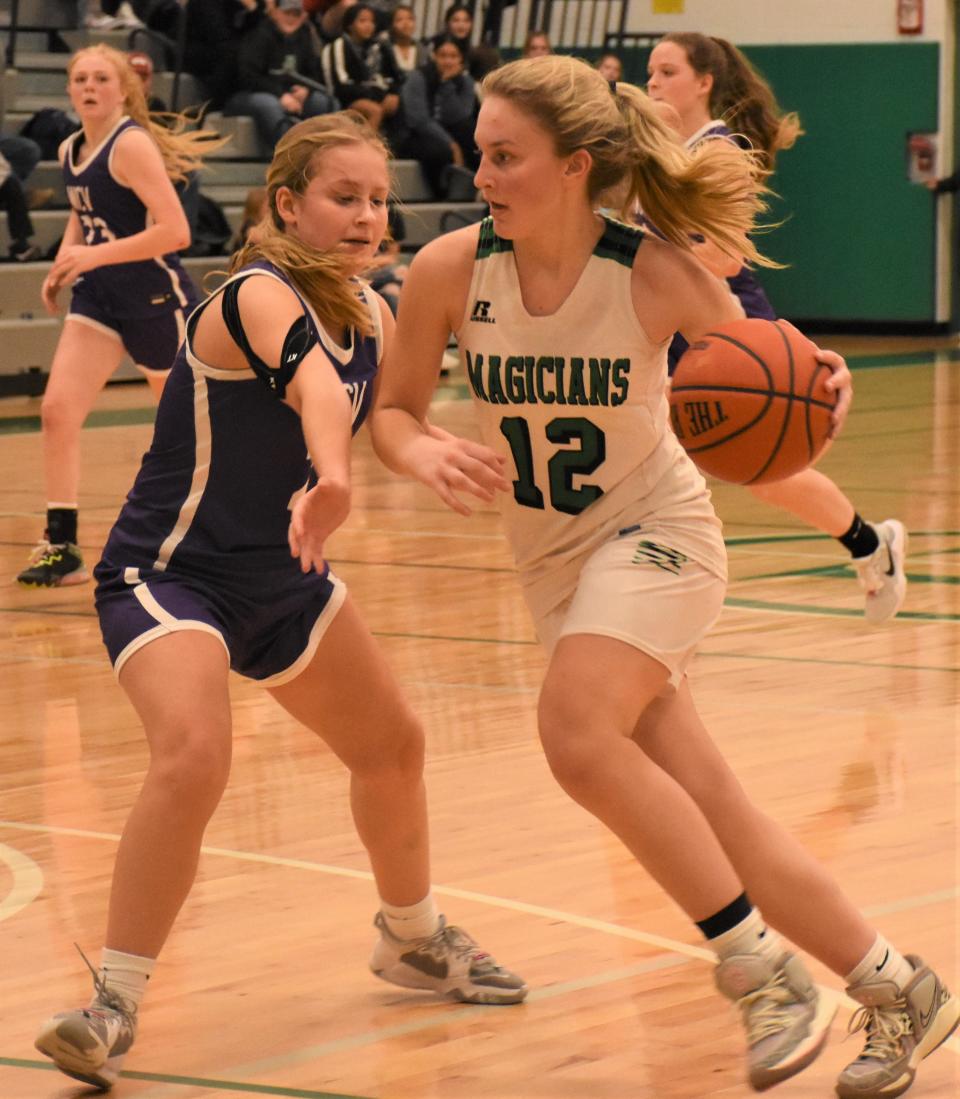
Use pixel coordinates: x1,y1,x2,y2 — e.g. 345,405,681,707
49,128,190,284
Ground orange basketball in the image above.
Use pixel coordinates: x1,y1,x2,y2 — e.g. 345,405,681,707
668,318,837,485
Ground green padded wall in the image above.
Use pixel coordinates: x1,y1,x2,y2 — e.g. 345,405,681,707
743,43,939,323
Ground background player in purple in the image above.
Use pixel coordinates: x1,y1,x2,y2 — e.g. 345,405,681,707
33,113,526,1092
17,45,222,590
647,33,908,625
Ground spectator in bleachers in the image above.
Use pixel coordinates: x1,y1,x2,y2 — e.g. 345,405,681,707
230,185,269,251
521,31,551,59
320,3,402,132
363,203,407,315
183,0,265,110
127,51,168,112
594,51,623,83
303,0,356,39
226,0,338,156
386,5,429,74
0,152,43,261
430,4,496,82
390,34,478,199
0,131,54,210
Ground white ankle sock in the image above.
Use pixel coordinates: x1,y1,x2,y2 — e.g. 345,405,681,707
380,894,440,941
844,934,914,991
709,907,784,966
98,948,155,1009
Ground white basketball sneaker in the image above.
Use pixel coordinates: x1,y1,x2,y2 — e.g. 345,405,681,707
370,912,528,1004
852,519,907,624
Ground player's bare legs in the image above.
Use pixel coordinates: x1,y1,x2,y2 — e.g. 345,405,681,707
636,679,874,973
748,466,853,536
268,595,430,907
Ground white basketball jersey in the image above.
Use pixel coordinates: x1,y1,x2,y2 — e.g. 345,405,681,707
455,216,726,614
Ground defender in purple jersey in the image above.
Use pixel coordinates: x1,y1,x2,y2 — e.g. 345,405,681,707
648,32,908,625
34,113,526,1093
16,44,223,591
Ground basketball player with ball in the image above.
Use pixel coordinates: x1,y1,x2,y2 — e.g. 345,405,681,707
373,55,957,1098
647,32,906,625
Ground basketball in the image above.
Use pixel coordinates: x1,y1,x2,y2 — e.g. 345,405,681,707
668,318,837,485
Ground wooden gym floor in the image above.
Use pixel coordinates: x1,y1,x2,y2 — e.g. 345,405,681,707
0,337,957,1098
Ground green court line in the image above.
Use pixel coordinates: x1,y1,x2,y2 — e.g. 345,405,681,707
725,531,960,545
0,1058,370,1098
723,596,960,622
0,407,156,435
741,564,959,584
700,649,958,675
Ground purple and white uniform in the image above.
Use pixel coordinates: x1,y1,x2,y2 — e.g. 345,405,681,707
667,120,776,374
62,115,199,375
94,260,381,684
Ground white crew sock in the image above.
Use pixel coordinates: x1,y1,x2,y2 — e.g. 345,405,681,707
379,893,441,941
708,907,784,966
844,934,914,991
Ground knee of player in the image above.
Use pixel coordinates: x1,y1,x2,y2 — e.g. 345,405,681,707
356,713,425,782
146,723,232,805
40,391,84,433
537,710,601,794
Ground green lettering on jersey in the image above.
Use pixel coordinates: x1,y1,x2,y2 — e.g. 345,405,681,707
611,358,630,406
554,357,567,405
567,357,588,406
535,357,557,404
465,350,487,401
588,358,609,405
487,355,507,404
506,356,526,403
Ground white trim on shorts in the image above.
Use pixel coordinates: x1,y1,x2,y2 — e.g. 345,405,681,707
112,582,230,680
257,573,348,688
65,313,122,342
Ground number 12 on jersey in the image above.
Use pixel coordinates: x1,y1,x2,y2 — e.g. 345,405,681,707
499,416,606,515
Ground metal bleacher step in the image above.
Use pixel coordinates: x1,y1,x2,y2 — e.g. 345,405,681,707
1,199,484,254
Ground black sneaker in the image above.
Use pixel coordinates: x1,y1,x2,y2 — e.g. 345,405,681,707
17,540,90,587
10,243,43,262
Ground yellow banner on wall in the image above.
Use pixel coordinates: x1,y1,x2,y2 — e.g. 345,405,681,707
652,0,684,12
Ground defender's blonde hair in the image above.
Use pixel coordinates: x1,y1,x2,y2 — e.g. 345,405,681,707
68,45,227,182
660,33,802,172
482,55,772,267
231,113,390,335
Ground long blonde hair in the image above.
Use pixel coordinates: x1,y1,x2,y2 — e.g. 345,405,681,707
68,45,227,182
231,113,390,336
482,55,773,267
660,33,802,172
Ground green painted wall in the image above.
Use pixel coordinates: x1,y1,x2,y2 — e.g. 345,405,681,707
743,43,939,323
557,41,940,323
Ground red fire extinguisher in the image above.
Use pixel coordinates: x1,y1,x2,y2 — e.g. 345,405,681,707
898,0,923,34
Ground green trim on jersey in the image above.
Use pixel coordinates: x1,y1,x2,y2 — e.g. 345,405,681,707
594,216,643,267
475,214,642,266
476,217,514,258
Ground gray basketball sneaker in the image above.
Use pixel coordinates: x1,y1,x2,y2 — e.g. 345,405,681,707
370,912,528,1004
35,983,137,1090
715,951,836,1091
852,519,907,624
836,955,959,1099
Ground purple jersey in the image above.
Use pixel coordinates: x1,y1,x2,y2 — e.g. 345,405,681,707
99,260,381,586
62,116,196,317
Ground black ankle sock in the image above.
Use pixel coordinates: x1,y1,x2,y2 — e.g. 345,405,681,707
696,891,753,940
47,507,78,545
838,513,879,559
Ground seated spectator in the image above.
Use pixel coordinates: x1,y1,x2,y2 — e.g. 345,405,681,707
127,50,168,111
183,0,265,110
363,203,407,315
595,51,623,82
386,5,428,74
0,131,53,210
303,0,355,39
0,153,43,261
430,4,495,82
320,3,401,131
521,31,551,59
391,35,478,199
225,0,337,156
230,185,269,251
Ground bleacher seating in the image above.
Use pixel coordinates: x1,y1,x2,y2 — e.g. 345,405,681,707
0,5,485,388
